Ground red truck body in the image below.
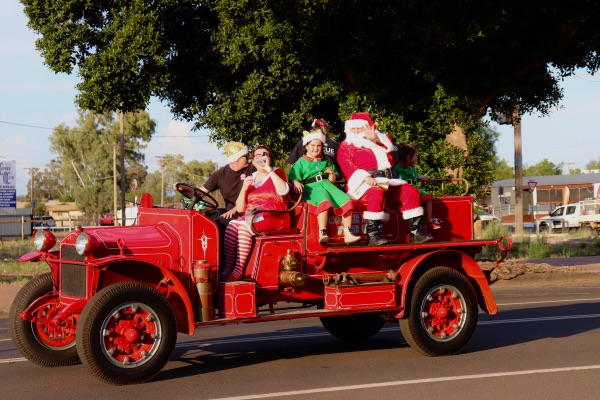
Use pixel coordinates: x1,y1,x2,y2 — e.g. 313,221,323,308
10,192,510,385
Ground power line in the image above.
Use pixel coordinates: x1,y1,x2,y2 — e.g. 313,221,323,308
0,119,210,137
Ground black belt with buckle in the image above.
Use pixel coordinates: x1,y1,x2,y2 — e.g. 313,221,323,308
303,172,327,184
366,168,393,179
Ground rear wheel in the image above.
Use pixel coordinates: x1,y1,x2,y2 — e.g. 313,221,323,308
400,267,477,356
320,313,385,341
9,272,79,366
76,282,177,385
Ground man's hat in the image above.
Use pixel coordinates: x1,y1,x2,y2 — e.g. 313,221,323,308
223,141,249,163
349,112,374,127
302,129,326,146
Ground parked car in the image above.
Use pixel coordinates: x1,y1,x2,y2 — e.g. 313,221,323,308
478,211,501,223
474,209,500,223
33,215,56,228
99,213,114,226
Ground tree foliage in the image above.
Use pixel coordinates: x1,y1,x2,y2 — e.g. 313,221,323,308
47,110,156,215
22,1,600,193
586,157,600,171
493,158,515,181
523,158,562,176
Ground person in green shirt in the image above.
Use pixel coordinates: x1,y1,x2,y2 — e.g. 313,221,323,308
394,143,440,231
289,128,361,245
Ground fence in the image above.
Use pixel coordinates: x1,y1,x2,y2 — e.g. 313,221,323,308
0,215,138,240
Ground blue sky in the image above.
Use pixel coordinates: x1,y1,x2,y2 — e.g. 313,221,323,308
2,2,600,196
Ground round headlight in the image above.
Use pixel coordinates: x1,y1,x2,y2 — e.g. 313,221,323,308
33,229,56,252
75,233,92,256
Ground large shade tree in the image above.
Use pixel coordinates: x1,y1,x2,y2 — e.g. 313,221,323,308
22,1,600,196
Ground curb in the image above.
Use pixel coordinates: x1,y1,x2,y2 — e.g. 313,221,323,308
491,270,600,287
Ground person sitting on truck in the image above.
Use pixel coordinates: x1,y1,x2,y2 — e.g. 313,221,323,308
288,127,361,245
394,143,441,231
287,118,340,171
197,141,256,233
221,145,291,281
337,112,432,245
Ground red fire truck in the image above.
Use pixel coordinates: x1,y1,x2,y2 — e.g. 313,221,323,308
10,182,510,385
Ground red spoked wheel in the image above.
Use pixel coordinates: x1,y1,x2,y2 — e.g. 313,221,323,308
9,273,79,366
400,267,478,356
418,284,467,342
31,298,77,350
99,302,163,367
76,282,177,385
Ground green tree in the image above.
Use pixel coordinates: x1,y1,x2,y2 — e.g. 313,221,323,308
48,110,155,215
523,159,562,176
146,154,218,205
493,158,514,181
586,157,600,170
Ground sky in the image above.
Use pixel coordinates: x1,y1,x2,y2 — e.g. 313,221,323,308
2,2,600,196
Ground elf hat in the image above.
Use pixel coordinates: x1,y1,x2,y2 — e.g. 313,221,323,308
302,129,326,146
224,141,249,163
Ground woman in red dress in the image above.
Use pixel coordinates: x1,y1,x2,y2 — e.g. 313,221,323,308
221,145,290,280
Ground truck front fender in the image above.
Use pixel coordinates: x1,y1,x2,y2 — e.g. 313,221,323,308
96,259,196,335
398,250,497,317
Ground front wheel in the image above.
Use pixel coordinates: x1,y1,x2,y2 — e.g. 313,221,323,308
400,267,478,356
76,282,177,385
9,272,79,366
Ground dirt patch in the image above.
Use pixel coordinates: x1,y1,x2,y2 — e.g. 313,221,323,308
479,260,581,283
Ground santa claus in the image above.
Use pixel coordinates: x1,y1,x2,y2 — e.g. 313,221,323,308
337,112,433,245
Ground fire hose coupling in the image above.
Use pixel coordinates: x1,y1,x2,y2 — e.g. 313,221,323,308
280,249,299,271
279,250,305,286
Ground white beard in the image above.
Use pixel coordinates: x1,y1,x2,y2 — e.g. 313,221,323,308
344,131,393,169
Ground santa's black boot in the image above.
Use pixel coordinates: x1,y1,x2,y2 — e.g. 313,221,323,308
409,216,433,244
366,219,388,246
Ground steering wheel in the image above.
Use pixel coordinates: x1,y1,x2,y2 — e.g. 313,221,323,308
174,182,219,210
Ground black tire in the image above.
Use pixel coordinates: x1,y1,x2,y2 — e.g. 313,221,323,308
76,282,177,385
320,313,385,341
400,267,478,356
9,272,79,366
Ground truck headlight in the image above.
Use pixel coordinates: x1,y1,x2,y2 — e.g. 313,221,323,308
33,229,56,252
75,233,96,256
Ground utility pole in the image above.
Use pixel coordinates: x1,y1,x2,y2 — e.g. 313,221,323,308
119,106,126,225
113,144,117,225
513,105,524,236
24,167,39,209
155,156,167,206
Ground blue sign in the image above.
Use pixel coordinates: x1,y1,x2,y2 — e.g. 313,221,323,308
0,161,16,208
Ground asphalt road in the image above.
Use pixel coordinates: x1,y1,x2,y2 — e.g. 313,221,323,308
1,282,600,400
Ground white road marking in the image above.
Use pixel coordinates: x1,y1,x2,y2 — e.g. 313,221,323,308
0,357,26,364
206,365,600,399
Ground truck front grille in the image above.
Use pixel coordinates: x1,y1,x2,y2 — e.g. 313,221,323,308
60,245,87,298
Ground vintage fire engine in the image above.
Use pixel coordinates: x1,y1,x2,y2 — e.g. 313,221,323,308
10,181,511,385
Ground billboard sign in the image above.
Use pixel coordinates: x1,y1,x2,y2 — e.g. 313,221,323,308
0,161,17,208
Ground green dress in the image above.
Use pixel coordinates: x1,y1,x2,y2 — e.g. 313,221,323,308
394,164,428,196
289,156,352,216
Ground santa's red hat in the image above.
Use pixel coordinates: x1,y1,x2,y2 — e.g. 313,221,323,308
349,112,374,127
